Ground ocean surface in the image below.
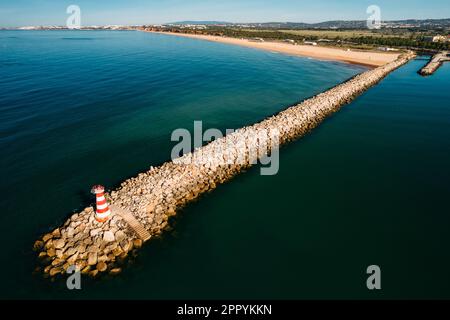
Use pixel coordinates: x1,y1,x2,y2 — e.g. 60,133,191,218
1,30,449,299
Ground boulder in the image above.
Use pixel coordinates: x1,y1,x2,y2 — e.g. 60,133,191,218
103,231,115,242
96,262,107,272
65,247,76,257
87,252,98,266
118,252,128,260
66,227,74,238
120,240,132,252
98,254,108,263
53,239,65,249
87,245,99,253
33,240,44,251
166,208,176,217
81,266,91,275
112,247,123,257
90,228,101,237
109,268,122,275
108,241,118,250
49,267,61,277
51,258,64,267
67,253,79,265
77,244,86,254
45,239,53,249
79,252,88,260
75,223,86,233
56,249,64,259
115,230,126,242
52,228,61,238
47,248,56,257
75,260,87,270
133,239,143,249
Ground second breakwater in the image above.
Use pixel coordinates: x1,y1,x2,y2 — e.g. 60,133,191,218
34,51,416,278
419,51,450,75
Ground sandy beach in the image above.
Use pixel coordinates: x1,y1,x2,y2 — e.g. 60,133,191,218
148,31,400,67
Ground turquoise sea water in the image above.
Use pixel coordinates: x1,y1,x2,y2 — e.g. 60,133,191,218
1,31,449,299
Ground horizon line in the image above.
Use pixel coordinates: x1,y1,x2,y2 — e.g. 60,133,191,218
2,17,450,29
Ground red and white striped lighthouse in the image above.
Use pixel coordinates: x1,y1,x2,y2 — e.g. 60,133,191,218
91,185,111,222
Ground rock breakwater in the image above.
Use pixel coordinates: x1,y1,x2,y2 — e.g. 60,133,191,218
34,52,415,278
419,51,450,76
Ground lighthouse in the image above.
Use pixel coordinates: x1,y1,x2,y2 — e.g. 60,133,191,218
91,185,111,222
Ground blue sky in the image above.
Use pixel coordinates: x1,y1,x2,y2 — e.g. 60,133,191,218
1,0,449,27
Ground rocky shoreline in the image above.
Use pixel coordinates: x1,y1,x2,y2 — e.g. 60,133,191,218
34,51,416,278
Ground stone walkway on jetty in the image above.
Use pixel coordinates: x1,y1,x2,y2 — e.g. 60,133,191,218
34,51,416,278
110,204,151,241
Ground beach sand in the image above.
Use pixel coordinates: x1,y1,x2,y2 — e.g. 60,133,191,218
148,31,400,67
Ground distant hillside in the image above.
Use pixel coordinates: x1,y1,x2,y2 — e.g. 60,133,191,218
245,19,450,29
169,21,233,25
166,18,450,29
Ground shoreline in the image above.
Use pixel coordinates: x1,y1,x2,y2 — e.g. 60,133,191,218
147,31,401,68
34,51,415,278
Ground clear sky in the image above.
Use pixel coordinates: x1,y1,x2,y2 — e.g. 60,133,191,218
1,0,449,27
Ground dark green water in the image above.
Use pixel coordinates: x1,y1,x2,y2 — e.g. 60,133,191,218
1,31,449,299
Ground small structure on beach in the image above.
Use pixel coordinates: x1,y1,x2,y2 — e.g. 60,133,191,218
248,37,265,42
318,39,334,43
377,47,399,52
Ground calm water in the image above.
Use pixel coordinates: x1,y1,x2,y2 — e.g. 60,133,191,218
1,31,449,299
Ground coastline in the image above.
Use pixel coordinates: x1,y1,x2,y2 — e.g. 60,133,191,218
34,50,416,278
146,31,400,67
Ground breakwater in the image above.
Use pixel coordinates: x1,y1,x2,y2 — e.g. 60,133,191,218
419,51,450,76
34,51,416,278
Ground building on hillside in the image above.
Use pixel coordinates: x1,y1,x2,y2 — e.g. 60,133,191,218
432,35,447,43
